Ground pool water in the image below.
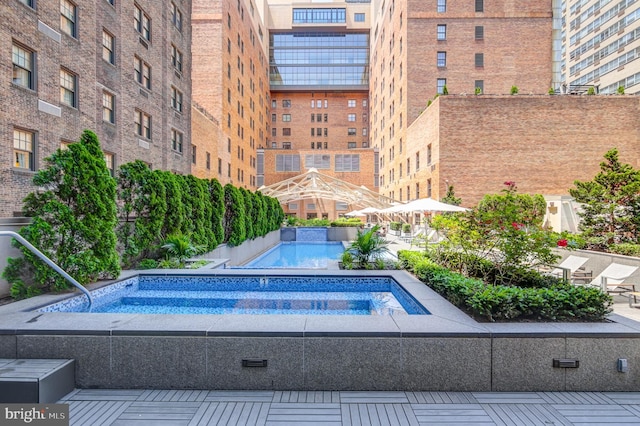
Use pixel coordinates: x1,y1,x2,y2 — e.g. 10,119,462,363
243,242,344,268
38,275,430,316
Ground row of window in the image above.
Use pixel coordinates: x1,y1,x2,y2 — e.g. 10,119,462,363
269,98,368,108
275,154,360,172
437,52,484,68
435,79,484,94
436,0,484,13
12,38,184,95
13,128,116,174
437,25,484,41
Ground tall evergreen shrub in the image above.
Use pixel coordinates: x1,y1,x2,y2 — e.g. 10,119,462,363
3,130,120,298
209,179,225,244
116,160,167,266
155,170,185,238
223,184,246,246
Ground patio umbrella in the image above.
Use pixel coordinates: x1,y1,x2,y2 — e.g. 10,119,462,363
390,198,468,213
345,210,365,216
359,206,382,214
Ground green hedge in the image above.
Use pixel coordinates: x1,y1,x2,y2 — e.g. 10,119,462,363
399,251,613,322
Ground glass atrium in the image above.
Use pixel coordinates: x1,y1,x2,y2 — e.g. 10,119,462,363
269,32,370,89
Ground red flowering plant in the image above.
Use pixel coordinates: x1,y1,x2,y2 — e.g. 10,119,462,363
557,239,568,247
430,181,560,285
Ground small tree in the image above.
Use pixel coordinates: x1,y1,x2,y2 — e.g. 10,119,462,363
617,85,625,95
569,148,640,247
432,182,558,284
3,130,120,297
441,185,462,206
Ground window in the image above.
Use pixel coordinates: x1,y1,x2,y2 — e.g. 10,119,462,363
275,154,300,171
317,114,322,122
192,145,197,164
171,45,182,72
60,68,77,107
292,8,346,24
416,152,420,170
102,30,115,64
102,91,115,123
271,113,276,122
348,114,356,122
475,53,484,67
427,144,432,165
348,142,356,149
437,78,446,95
134,4,151,41
20,0,34,8
13,128,35,170
475,80,484,94
60,0,77,38
104,152,115,176
134,56,151,89
272,128,277,137
282,128,291,136
437,25,446,41
12,43,34,89
324,114,328,122
171,129,183,153
324,100,328,108
475,0,484,13
437,0,446,13
205,152,211,169
305,154,330,169
171,86,183,112
282,114,291,122
475,26,484,40
362,128,367,136
427,179,432,198
311,114,315,122
316,100,322,108
348,128,356,136
335,154,360,172
282,142,291,149
171,3,182,31
354,13,365,22
348,99,356,107
437,51,446,67
135,110,151,139
282,99,291,107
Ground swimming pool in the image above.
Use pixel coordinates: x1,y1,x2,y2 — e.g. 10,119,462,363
243,242,344,268
37,274,429,315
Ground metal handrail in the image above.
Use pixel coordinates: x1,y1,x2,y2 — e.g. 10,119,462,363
0,231,93,310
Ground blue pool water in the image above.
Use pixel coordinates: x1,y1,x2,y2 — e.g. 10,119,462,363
243,242,344,268
38,275,430,316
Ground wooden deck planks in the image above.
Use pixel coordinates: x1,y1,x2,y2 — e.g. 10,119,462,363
60,389,640,425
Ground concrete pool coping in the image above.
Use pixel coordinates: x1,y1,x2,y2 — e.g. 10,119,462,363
2,269,640,391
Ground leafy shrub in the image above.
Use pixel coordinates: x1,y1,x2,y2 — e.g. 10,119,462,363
399,250,612,322
138,259,159,269
161,234,205,266
402,223,411,233
609,243,640,257
331,218,364,227
223,184,247,246
389,222,402,231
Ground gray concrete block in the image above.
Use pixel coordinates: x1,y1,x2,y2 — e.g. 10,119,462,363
206,337,304,389
304,337,402,390
566,337,640,391
0,335,16,358
16,335,110,388
491,337,566,391
401,337,492,391
111,336,207,388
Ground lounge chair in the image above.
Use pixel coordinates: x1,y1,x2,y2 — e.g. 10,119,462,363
588,263,638,295
549,255,590,283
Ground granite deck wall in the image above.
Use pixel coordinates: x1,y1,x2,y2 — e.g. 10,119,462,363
1,270,639,392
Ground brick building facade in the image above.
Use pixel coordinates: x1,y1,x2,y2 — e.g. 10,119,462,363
1,0,192,217
405,95,640,207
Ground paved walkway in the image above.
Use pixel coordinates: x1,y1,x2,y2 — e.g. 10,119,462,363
60,389,640,425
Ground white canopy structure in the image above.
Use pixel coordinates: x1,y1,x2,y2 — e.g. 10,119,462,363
381,198,468,214
258,168,396,210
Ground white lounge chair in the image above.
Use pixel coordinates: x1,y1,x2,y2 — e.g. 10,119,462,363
550,255,590,282
589,263,638,294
